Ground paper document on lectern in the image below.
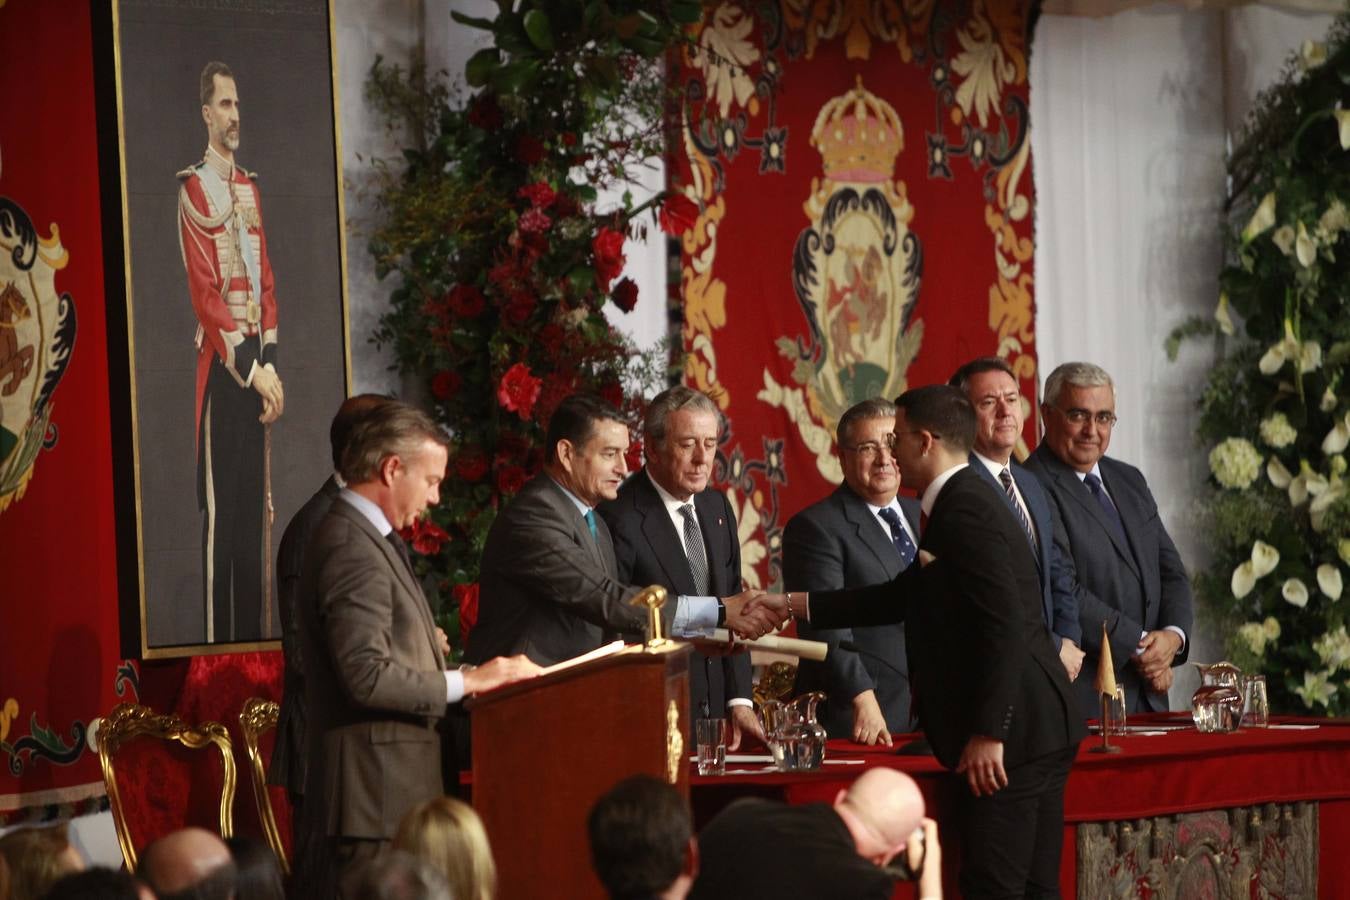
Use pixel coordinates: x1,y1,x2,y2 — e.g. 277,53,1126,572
539,640,628,676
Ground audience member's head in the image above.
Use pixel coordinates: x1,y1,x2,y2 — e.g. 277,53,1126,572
225,836,284,900
340,850,451,900
832,769,926,867
588,775,696,900
329,392,395,470
39,866,153,900
394,796,496,900
138,827,236,900
0,824,84,900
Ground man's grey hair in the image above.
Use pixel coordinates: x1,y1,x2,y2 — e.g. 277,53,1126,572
836,397,896,446
339,400,448,485
643,386,719,447
1042,362,1114,408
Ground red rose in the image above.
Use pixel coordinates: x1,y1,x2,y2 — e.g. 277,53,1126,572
495,463,528,496
518,181,557,209
431,371,462,400
611,277,639,313
467,95,501,131
497,362,543,420
553,192,580,218
599,380,625,410
447,284,485,318
624,437,644,473
515,134,546,165
518,207,552,235
409,516,450,556
539,323,565,357
592,226,627,292
658,193,700,236
456,447,489,482
560,132,578,147
488,261,518,290
504,291,536,325
453,582,480,642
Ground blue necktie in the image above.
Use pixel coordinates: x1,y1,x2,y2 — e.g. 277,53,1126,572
877,507,918,568
1083,472,1127,544
584,509,598,541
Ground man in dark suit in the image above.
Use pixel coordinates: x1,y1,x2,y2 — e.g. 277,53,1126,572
783,397,920,746
690,768,935,900
1024,361,1193,717
296,400,538,892
598,387,764,747
949,357,1085,683
774,385,1085,898
467,394,777,668
270,393,393,814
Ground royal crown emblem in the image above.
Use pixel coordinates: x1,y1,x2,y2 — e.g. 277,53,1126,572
760,77,923,482
0,180,77,513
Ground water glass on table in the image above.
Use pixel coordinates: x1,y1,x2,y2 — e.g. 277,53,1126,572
696,717,727,776
1242,674,1269,728
1103,686,1127,736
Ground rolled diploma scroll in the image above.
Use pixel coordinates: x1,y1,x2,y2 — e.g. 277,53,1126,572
706,628,828,662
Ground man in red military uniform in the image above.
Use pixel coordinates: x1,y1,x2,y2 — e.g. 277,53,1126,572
177,61,284,642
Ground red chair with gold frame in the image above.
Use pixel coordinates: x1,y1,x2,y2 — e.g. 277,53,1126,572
239,697,291,874
96,702,236,872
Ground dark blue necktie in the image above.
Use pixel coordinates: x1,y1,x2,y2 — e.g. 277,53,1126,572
1083,472,1127,544
877,507,918,568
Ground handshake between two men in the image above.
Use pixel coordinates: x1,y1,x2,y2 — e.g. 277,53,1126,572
718,590,795,640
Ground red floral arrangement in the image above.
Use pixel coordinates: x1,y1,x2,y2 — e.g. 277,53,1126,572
367,2,697,656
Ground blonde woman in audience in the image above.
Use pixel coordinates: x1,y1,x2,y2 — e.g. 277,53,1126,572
394,796,496,900
0,824,83,900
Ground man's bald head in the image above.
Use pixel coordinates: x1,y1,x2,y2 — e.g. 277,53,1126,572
139,828,235,899
833,769,926,866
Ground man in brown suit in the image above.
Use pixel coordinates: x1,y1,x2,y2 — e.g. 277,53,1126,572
295,400,537,893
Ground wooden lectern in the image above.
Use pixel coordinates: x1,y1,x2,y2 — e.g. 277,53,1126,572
467,643,692,900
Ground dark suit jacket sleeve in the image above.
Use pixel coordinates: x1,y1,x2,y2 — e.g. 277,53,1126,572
501,498,658,634
782,511,876,702
1047,532,1083,646
808,562,930,629
1044,496,1138,668
1128,468,1194,658
718,492,754,702
316,523,447,718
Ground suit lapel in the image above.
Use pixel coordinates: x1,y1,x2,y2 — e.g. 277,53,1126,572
694,490,731,597
1099,459,1148,579
332,500,441,659
968,454,1041,570
838,486,904,579
631,473,699,595
1042,451,1142,581
539,476,606,570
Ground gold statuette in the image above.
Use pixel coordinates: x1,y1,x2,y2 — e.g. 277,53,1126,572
629,584,671,649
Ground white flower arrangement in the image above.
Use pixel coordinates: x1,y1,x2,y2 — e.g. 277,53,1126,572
1209,437,1263,489
1260,412,1297,448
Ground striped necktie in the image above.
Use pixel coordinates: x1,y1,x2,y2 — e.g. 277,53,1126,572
998,467,1039,555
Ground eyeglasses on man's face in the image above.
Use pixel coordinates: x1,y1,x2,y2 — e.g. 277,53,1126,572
1055,407,1118,427
841,440,894,460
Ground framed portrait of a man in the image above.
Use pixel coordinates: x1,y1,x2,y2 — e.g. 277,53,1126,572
107,0,350,657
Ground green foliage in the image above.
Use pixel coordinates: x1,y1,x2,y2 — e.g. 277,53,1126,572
365,3,692,651
1171,16,1350,714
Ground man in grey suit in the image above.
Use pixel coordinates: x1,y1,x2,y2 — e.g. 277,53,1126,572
784,398,920,746
467,394,777,668
598,386,762,747
271,393,393,814
949,357,1085,683
1024,362,1193,716
296,400,538,890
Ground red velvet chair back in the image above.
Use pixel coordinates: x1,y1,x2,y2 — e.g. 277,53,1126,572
96,702,236,871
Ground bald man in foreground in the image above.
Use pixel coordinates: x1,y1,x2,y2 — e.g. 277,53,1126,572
690,769,939,899
139,827,236,900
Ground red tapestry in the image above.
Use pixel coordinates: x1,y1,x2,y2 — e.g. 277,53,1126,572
0,0,133,818
671,0,1039,587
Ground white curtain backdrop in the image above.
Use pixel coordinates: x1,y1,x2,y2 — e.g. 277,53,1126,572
1030,4,1335,699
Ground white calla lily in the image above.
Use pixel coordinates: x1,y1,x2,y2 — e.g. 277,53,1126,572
1325,414,1350,455
1301,40,1327,68
1311,484,1345,533
1295,221,1317,267
1297,340,1323,374
1268,455,1293,489
1259,344,1288,375
1337,110,1350,151
1283,578,1310,608
1340,539,1350,567
1263,616,1282,640
1323,387,1339,413
1318,564,1344,601
1271,224,1296,256
1213,292,1235,336
1250,540,1280,577
1242,192,1277,243
1232,561,1258,599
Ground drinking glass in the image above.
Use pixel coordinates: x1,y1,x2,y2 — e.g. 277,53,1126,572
1242,674,1269,728
1103,686,1127,736
695,718,727,776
